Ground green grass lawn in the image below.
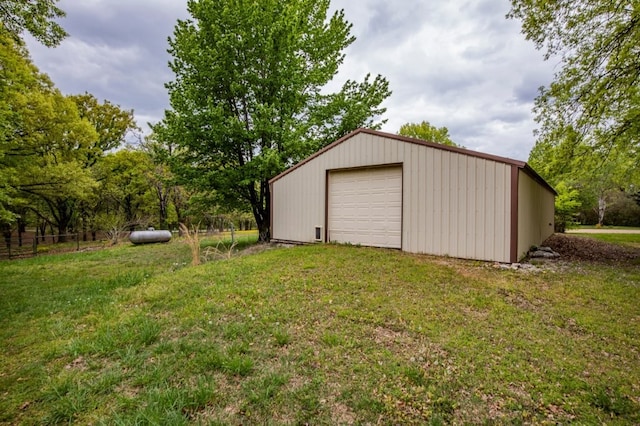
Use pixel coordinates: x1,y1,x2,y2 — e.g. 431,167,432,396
572,225,640,231
572,232,640,248
1,238,639,424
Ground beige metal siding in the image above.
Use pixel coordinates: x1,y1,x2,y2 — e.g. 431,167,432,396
270,155,326,243
271,132,513,262
328,166,402,248
517,170,556,259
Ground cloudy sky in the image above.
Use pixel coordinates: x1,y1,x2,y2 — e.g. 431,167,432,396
24,0,557,161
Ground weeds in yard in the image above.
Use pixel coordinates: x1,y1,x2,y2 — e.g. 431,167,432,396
202,239,238,261
591,385,636,416
1,242,639,424
179,223,201,266
272,328,291,347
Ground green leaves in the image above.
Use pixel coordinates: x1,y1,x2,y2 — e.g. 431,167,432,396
552,182,582,232
0,0,67,47
0,28,150,238
511,0,640,227
69,93,140,165
398,120,459,147
509,0,640,162
157,0,391,238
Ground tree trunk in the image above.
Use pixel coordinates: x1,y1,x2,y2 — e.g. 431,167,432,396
169,186,186,230
597,195,607,226
55,200,74,243
123,195,138,231
57,224,68,243
156,186,169,229
39,221,47,242
252,203,270,242
174,202,183,229
159,202,168,229
2,224,11,251
249,179,270,242
256,217,269,242
82,214,87,241
17,217,26,247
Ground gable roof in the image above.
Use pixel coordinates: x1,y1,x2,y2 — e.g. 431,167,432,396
269,128,556,195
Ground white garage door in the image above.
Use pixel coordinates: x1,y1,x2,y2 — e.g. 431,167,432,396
328,166,402,249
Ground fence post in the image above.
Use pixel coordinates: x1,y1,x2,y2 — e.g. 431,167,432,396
76,233,80,251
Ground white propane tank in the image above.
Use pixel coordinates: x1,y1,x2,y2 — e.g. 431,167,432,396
129,230,172,244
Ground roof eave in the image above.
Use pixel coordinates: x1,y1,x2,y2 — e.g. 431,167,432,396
269,128,557,197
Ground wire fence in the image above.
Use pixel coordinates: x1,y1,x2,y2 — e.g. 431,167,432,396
0,232,83,260
0,228,260,260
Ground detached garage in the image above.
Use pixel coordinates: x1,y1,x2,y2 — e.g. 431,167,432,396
269,129,555,263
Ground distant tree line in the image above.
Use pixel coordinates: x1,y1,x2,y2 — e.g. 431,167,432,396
0,7,255,245
1,0,392,245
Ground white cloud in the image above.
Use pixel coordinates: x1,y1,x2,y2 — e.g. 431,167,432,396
329,0,555,160
25,0,555,161
33,39,140,85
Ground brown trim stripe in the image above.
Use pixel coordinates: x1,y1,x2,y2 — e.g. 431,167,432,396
324,170,329,243
510,165,519,263
269,181,273,239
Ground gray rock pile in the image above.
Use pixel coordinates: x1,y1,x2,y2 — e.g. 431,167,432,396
529,245,560,259
493,262,540,271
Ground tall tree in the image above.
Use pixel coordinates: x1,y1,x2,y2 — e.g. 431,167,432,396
529,126,639,229
398,121,459,147
528,126,585,231
580,147,638,227
16,92,99,242
69,93,140,166
0,29,54,224
67,93,140,237
508,0,640,165
0,0,67,47
155,0,391,241
0,30,39,225
143,133,190,229
93,149,156,231
0,30,105,240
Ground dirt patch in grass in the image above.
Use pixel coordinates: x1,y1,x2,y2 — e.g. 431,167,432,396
542,233,640,264
496,288,541,311
64,356,88,372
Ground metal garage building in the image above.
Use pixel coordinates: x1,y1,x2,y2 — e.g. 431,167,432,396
269,128,556,263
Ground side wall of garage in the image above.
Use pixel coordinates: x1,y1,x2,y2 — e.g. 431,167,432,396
271,132,514,262
517,170,556,259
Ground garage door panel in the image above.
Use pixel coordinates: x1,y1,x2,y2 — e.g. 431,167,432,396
328,166,402,249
